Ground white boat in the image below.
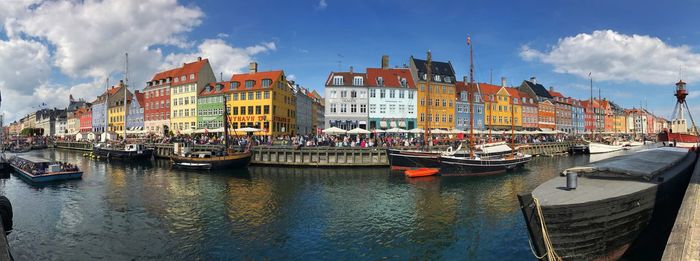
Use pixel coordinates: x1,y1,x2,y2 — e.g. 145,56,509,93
588,142,623,154
627,141,644,147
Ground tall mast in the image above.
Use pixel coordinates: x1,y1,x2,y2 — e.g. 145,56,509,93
424,51,432,148
589,73,593,140
223,93,230,150
467,36,475,159
105,77,109,134
123,53,129,140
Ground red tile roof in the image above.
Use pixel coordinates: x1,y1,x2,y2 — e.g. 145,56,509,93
478,83,504,102
134,91,145,108
199,82,233,97
230,70,284,91
324,72,367,86
151,68,179,81
365,68,416,88
549,90,564,98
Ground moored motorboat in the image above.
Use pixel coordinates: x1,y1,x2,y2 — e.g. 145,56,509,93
93,143,154,160
170,143,252,170
587,142,623,154
517,147,696,260
439,153,532,176
404,168,439,178
9,156,82,183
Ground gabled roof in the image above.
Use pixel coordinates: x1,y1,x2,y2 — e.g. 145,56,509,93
478,83,506,102
134,91,145,107
411,56,456,79
549,90,564,98
200,82,233,97
365,68,416,88
522,80,553,99
151,67,179,82
324,72,367,86
230,70,284,90
174,58,210,85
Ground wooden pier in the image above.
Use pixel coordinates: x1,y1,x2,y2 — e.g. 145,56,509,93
53,141,577,167
663,156,700,260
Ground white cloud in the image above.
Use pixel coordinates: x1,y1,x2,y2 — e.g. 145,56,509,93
316,0,328,10
520,30,700,85
163,39,277,78
0,38,50,95
217,33,230,38
287,74,296,81
8,0,203,83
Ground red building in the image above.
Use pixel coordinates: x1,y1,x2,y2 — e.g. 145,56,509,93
78,107,92,132
538,100,555,130
144,67,177,135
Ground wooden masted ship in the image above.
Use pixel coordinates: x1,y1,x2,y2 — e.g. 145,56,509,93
518,147,696,260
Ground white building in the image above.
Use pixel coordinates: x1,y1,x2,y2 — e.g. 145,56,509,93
293,83,314,135
324,70,369,130
366,59,417,130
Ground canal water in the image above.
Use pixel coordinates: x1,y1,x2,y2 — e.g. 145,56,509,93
1,149,637,260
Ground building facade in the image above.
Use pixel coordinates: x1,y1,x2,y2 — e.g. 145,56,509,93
455,80,484,130
520,93,539,131
549,89,573,133
324,70,369,130
367,65,417,130
409,55,456,130
79,107,92,133
571,99,585,134
227,64,296,136
538,100,556,130
481,83,514,130
170,57,216,133
106,82,132,133
293,83,314,135
144,67,177,135
197,82,228,130
126,91,144,130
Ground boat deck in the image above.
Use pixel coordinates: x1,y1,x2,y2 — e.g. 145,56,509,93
534,147,690,206
663,155,700,260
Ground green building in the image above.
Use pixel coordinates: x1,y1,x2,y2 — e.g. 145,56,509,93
196,82,230,130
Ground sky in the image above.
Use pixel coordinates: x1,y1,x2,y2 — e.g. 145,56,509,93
1,0,700,122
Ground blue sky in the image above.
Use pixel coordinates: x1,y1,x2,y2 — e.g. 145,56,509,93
2,0,700,121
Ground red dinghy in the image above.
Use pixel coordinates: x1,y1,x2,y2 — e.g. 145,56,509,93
404,168,439,178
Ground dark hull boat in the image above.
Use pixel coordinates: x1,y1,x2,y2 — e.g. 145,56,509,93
386,149,442,170
171,151,253,170
517,147,696,260
93,144,154,160
439,154,532,176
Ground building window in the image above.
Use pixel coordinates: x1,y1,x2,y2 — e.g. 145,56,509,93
264,91,270,99
380,89,386,98
353,76,363,86
351,91,357,98
389,90,395,98
370,89,376,98
360,104,366,113
245,80,255,88
351,104,357,113
341,91,347,98
340,104,347,113
408,92,414,99
190,74,195,80
333,76,344,85
379,104,386,114
262,79,272,87
256,92,262,100
376,77,384,86
248,92,254,100
330,104,337,113
264,105,270,114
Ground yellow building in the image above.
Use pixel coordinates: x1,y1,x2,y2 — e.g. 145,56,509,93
227,63,296,136
410,54,456,129
106,82,131,133
614,114,627,133
170,57,216,133
505,87,523,129
481,83,518,130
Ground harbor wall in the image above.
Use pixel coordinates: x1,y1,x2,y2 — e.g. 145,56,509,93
53,141,577,167
662,154,700,260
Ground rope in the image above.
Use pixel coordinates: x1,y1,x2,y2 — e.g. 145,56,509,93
528,197,562,261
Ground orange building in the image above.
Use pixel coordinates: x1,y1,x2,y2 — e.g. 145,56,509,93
538,100,555,130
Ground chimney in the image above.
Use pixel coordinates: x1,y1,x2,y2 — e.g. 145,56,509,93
463,76,468,83
197,56,202,61
249,62,258,73
501,77,507,87
381,55,389,69
549,86,553,92
530,76,537,84
350,66,354,73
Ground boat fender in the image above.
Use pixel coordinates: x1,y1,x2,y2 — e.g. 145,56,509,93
0,196,12,235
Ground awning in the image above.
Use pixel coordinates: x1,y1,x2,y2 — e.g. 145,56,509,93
389,121,397,128
399,121,406,128
380,121,387,128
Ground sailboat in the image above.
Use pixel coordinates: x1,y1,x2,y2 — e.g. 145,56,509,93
387,51,453,170
438,36,532,176
93,53,154,160
170,92,253,170
586,75,623,154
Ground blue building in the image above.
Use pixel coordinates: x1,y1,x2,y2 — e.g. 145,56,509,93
126,90,144,130
571,100,586,134
91,96,107,133
455,80,484,130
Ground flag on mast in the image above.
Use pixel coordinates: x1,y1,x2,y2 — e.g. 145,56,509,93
467,36,471,45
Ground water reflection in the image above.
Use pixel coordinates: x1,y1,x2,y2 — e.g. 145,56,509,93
0,148,650,260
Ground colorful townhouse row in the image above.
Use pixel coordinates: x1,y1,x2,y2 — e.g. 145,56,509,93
323,55,668,135
9,58,326,138
7,55,667,138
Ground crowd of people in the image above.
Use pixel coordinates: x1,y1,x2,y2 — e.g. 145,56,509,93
11,158,79,175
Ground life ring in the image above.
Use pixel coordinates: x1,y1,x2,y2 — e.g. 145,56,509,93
446,147,453,153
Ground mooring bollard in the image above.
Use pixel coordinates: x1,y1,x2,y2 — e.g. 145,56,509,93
566,172,577,190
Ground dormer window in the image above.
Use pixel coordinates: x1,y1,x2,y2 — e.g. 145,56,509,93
166,78,170,83
422,74,427,80
231,81,240,88
376,77,384,86
444,76,451,83
245,80,255,88
174,77,179,83
353,76,363,86
434,75,441,82
262,79,272,87
333,76,344,86
400,78,407,87
190,74,195,80
180,76,186,81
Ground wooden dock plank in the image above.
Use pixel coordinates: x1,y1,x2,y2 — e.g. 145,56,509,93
663,158,700,261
